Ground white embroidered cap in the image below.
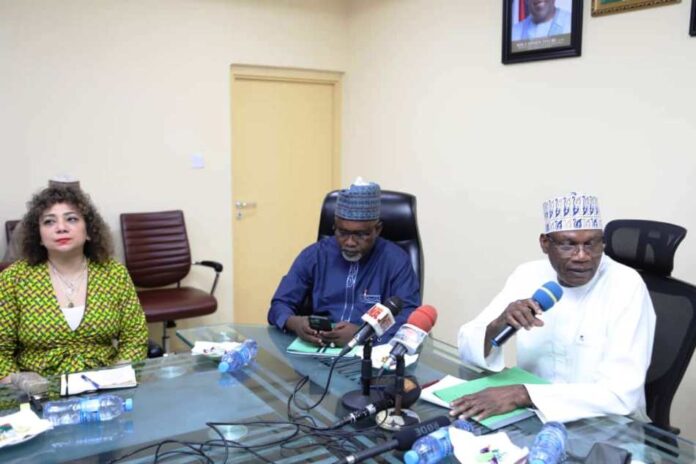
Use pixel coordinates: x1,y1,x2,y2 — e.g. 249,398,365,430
543,192,602,233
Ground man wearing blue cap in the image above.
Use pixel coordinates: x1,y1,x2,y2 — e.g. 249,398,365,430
267,178,420,347
453,193,655,424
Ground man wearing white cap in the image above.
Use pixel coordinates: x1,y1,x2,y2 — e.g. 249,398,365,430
267,178,420,347
454,193,656,423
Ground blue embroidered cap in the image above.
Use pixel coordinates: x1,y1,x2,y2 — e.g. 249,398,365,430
335,177,381,221
543,192,602,233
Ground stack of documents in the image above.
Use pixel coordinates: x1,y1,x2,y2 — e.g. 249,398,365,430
423,367,550,430
61,365,137,396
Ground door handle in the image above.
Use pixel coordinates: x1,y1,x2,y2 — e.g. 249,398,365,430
235,201,257,209
235,201,257,220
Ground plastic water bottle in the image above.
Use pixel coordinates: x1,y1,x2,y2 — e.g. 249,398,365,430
43,394,133,426
403,419,476,464
218,339,258,373
527,422,567,464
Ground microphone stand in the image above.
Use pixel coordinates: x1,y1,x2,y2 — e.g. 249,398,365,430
375,354,420,431
341,338,385,410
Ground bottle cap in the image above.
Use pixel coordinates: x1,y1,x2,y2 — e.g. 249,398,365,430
124,398,133,412
218,362,230,373
403,450,419,464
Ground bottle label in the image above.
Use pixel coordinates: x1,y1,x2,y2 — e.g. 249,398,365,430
81,399,100,412
80,398,101,423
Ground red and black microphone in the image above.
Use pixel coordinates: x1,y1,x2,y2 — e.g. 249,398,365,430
377,305,438,375
339,296,404,357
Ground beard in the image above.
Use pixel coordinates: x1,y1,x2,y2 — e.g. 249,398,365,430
341,250,362,262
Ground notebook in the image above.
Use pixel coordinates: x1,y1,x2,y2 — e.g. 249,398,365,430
433,367,550,430
60,365,137,396
286,337,359,357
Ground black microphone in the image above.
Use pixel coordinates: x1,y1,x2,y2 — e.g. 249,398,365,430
491,281,564,347
339,296,403,357
337,415,451,464
331,398,393,429
332,377,421,428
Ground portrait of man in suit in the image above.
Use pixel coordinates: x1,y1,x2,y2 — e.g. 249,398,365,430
511,0,572,42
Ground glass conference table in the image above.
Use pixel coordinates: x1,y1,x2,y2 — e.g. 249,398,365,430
0,323,692,463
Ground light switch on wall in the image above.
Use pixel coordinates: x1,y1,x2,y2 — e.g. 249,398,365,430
191,153,205,169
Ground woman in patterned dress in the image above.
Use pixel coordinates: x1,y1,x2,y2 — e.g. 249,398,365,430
0,186,148,380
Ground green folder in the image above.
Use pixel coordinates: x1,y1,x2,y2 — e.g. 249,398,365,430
286,337,359,357
433,367,550,430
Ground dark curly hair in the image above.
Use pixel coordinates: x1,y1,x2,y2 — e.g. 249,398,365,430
20,186,113,265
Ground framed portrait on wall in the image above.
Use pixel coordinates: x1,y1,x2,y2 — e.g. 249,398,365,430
502,0,584,64
591,0,680,17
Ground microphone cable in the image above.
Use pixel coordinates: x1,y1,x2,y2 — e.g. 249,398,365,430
287,351,360,424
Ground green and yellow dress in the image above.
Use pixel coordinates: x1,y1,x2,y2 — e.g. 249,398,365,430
0,259,148,378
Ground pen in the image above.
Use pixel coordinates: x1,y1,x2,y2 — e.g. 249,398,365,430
81,374,101,390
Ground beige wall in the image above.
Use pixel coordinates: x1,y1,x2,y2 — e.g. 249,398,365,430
0,0,348,347
2,0,696,436
343,0,696,435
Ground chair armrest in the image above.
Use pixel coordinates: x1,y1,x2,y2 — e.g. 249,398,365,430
193,260,223,295
195,260,224,273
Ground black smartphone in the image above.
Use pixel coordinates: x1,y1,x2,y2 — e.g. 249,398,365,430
308,315,333,331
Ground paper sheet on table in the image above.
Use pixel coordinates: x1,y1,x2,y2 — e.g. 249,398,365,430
191,341,241,358
451,427,528,464
0,404,52,449
362,343,418,370
420,374,468,408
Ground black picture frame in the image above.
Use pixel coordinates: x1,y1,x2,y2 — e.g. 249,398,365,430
690,0,696,37
502,0,584,65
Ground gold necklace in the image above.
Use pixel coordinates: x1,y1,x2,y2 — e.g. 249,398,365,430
49,260,87,308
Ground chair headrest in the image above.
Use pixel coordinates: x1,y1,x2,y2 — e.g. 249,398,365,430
318,190,419,242
604,219,687,276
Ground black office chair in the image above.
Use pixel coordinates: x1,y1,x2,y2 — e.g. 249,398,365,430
318,189,424,293
5,220,19,245
295,190,423,317
604,219,696,433
0,220,20,272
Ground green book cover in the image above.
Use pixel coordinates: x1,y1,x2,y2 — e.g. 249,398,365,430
433,367,550,430
286,337,358,357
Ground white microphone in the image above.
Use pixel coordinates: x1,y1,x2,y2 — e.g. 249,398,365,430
338,296,403,356
378,305,438,373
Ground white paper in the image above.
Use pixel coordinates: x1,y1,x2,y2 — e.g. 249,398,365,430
420,374,468,409
191,341,241,359
0,404,52,449
365,343,418,370
451,428,528,464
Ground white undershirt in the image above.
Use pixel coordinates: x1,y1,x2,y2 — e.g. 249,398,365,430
60,304,85,331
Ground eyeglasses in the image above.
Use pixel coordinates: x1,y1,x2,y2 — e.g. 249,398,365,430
546,235,604,256
334,226,376,241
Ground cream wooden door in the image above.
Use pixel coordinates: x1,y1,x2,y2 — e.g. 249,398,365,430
231,66,342,324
